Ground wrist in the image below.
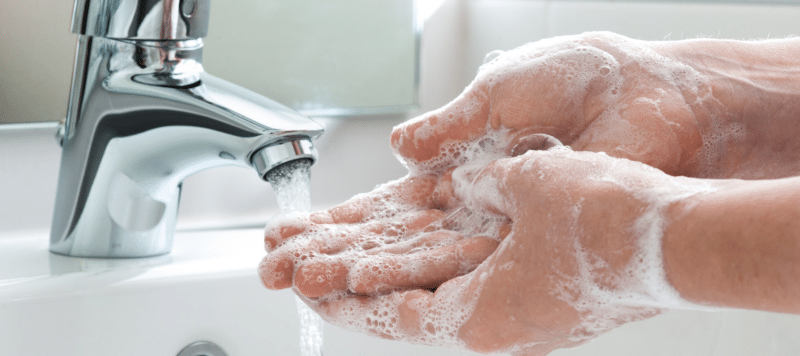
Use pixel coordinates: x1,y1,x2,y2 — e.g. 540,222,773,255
653,38,800,178
627,177,721,309
662,177,800,313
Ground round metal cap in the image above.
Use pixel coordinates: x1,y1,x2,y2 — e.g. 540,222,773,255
176,341,228,356
252,138,318,180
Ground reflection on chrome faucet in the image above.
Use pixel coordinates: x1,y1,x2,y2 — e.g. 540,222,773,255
51,0,324,258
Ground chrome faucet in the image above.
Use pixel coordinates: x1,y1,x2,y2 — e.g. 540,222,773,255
50,0,324,258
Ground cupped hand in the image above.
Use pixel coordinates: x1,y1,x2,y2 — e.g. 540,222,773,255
392,31,709,177
259,167,511,297
264,148,712,355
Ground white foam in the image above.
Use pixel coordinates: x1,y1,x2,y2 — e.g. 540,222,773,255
275,32,748,350
537,153,725,338
317,278,479,350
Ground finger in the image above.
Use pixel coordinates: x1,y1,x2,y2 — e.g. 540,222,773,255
310,195,374,225
292,210,451,297
292,230,451,298
508,133,564,157
295,257,351,298
391,83,491,167
388,174,441,209
264,212,312,251
259,234,348,290
308,274,476,344
263,206,451,292
452,158,520,218
349,236,500,295
430,167,459,210
259,249,296,290
310,208,448,253
309,175,442,227
365,230,465,255
264,202,387,252
358,209,448,250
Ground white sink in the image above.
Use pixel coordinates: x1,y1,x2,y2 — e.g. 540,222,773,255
2,228,799,356
0,228,473,356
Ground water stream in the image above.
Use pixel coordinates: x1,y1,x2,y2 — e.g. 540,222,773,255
266,159,323,356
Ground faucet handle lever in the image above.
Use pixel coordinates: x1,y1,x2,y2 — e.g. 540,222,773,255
71,0,210,40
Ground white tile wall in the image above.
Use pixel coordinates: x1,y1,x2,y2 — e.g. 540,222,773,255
461,0,800,82
465,0,549,84
418,0,471,111
547,1,800,41
0,125,60,233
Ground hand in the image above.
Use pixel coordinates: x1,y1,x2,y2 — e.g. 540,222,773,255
259,32,715,354
261,32,714,295
257,32,798,355
392,31,710,177
263,148,710,355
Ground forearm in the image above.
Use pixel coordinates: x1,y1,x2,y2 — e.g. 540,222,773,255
662,177,800,313
656,37,800,117
653,38,800,179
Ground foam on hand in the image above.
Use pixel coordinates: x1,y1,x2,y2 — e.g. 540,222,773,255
270,32,745,350
536,151,722,338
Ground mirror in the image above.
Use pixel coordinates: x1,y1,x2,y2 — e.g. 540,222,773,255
0,0,419,124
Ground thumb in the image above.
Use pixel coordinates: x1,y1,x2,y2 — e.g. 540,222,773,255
449,158,517,218
391,83,491,169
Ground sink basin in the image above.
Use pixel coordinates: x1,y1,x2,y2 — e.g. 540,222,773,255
2,228,800,355
0,228,474,356
3,228,800,356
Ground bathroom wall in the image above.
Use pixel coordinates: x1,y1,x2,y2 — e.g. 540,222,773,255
3,0,800,232
0,0,74,125
463,0,800,86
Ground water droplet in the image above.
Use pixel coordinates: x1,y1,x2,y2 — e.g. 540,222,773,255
482,50,505,65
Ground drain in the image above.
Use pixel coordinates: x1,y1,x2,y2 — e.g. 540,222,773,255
176,341,228,356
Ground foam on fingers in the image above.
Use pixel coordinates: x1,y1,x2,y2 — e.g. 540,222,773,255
311,275,479,350
365,230,464,256
263,211,311,251
296,257,350,298
328,197,374,224
349,236,499,295
259,251,294,290
391,87,492,167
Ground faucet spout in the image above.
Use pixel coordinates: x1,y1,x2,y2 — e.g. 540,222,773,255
51,32,323,257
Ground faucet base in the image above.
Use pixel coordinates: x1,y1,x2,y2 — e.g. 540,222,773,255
50,28,322,258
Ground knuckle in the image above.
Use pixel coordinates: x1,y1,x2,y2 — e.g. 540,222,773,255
258,256,293,290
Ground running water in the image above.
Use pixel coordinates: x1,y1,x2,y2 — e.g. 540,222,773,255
266,159,323,356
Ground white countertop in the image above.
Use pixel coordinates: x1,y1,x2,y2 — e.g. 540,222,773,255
0,228,476,356
0,228,266,302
